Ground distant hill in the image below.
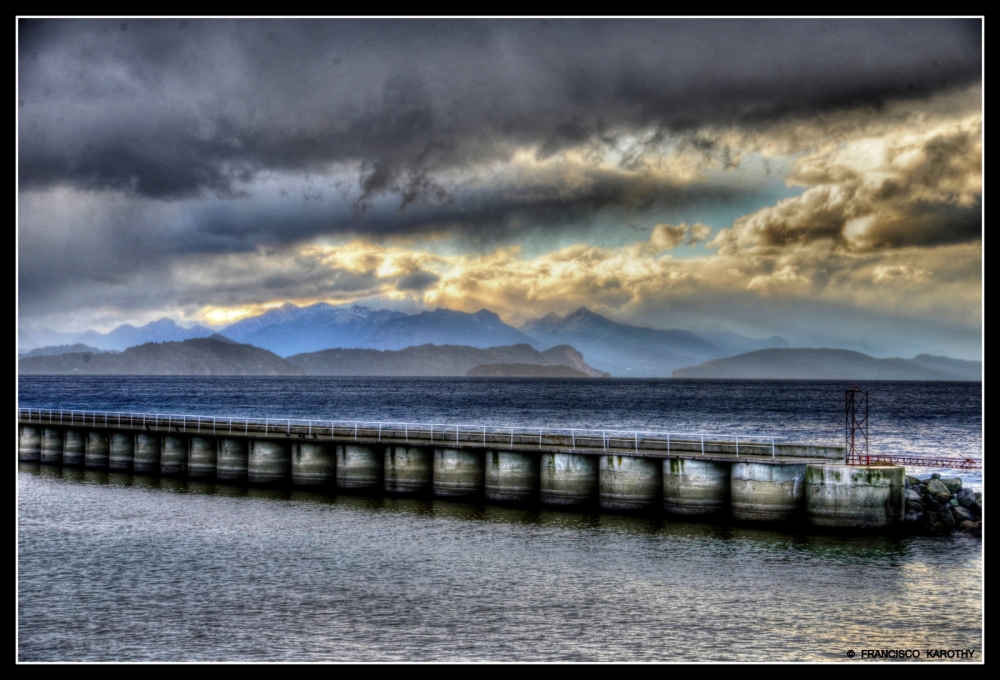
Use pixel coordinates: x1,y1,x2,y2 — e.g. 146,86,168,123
466,363,590,377
287,343,609,377
21,343,112,358
689,328,791,356
363,308,545,351
672,348,982,380
219,302,405,356
18,338,305,375
519,307,721,377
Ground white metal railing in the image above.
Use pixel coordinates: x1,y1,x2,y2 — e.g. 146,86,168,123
17,407,796,458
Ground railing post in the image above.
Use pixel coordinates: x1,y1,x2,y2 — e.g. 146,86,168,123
354,422,358,440
667,432,670,455
539,430,542,448
378,423,381,441
635,432,638,454
736,437,739,458
603,430,606,452
405,424,408,443
511,428,514,447
571,429,575,450
483,426,486,444
456,425,459,444
772,438,775,459
310,421,313,437
701,434,704,456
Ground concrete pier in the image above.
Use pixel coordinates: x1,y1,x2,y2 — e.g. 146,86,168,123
384,446,433,494
17,410,862,530
337,444,384,491
433,448,485,498
109,432,135,472
188,436,217,480
63,429,85,467
161,435,188,477
40,427,64,465
248,440,291,486
599,454,662,511
806,464,905,529
85,431,109,469
292,442,336,486
485,451,539,503
217,438,249,483
663,459,731,516
134,433,162,474
18,425,40,462
540,452,598,506
731,462,807,522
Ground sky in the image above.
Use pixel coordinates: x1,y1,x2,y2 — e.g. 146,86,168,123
17,18,983,359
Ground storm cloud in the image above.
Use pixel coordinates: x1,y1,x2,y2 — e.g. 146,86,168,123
19,19,980,204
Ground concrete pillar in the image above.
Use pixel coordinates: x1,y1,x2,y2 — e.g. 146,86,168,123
731,462,806,522
188,436,217,480
248,439,290,486
292,441,336,486
540,452,598,506
63,429,85,467
663,459,731,516
18,425,40,462
806,464,905,529
134,433,162,475
85,431,109,469
599,454,661,512
217,438,249,483
384,446,433,494
41,427,64,465
161,435,188,477
337,444,384,491
486,450,539,503
109,431,135,471
433,448,485,499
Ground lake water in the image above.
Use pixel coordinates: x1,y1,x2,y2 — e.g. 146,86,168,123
17,378,983,661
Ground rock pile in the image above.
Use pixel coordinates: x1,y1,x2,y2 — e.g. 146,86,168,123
904,473,982,537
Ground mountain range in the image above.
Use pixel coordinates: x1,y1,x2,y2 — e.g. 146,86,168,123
217,302,406,356
20,302,976,379
19,318,214,353
519,307,736,376
17,337,981,381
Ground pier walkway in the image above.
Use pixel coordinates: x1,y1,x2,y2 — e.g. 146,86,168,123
17,408,843,465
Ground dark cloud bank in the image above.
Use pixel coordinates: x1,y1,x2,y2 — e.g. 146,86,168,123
20,19,980,206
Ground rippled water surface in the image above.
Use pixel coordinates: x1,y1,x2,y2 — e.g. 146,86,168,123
18,377,982,661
